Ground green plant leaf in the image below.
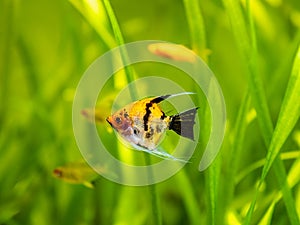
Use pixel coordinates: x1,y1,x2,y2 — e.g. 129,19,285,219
68,0,116,48
261,45,300,182
225,90,251,206
206,157,220,225
183,0,207,61
176,170,201,225
259,156,300,225
102,0,137,98
258,202,275,225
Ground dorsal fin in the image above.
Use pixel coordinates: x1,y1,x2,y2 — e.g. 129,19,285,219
150,92,196,104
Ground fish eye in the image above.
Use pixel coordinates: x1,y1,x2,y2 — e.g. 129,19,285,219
133,127,139,135
115,117,122,124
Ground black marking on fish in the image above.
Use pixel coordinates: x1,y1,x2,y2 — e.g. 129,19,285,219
156,125,162,133
143,94,177,131
143,102,152,131
150,95,170,104
145,132,151,139
143,95,171,131
169,107,199,140
145,127,154,139
160,111,166,120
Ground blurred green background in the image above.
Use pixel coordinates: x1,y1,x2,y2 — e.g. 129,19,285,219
1,0,300,224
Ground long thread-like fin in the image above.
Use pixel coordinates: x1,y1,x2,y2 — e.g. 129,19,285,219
169,107,199,140
155,147,190,163
150,92,196,104
145,148,189,163
131,144,189,163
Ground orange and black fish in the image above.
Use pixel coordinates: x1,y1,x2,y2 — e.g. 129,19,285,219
106,92,198,162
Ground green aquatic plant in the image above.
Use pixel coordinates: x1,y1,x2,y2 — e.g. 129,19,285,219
0,0,299,224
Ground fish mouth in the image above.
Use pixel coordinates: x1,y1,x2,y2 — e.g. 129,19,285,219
106,117,113,128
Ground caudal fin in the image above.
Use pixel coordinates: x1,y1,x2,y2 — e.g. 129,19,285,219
169,107,199,140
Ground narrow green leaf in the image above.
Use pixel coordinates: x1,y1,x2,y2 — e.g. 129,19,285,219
183,0,207,60
258,202,275,225
287,155,300,188
261,45,300,181
275,157,300,202
273,157,300,224
207,157,221,225
258,156,300,225
176,170,202,225
143,155,162,225
68,0,116,48
102,0,137,98
182,1,219,224
102,0,124,47
268,32,300,98
225,90,251,206
222,0,250,56
244,157,299,225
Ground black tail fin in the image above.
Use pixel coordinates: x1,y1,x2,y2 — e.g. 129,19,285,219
169,107,199,140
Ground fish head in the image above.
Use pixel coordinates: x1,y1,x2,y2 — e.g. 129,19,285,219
106,108,132,136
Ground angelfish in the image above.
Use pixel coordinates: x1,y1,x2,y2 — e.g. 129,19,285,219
106,92,198,162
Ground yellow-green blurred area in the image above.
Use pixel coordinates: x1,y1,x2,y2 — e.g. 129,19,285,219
1,0,300,225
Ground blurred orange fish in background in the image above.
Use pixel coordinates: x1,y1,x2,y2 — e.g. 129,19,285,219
53,161,98,188
52,161,116,188
148,42,211,63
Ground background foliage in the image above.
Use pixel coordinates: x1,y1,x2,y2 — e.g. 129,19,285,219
0,0,300,224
